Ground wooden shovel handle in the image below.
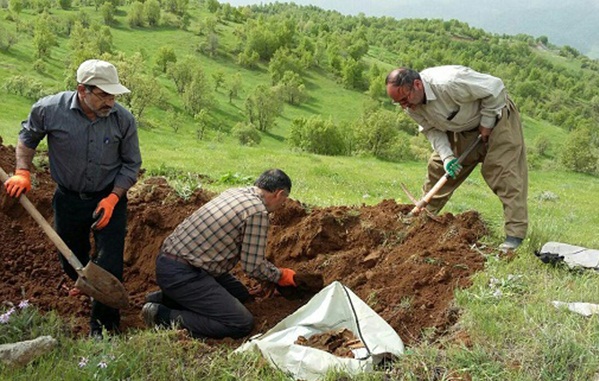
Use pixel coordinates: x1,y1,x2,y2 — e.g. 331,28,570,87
0,166,84,273
411,176,449,213
410,135,483,214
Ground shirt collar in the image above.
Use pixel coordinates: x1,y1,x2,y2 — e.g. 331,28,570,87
69,91,81,111
422,79,436,103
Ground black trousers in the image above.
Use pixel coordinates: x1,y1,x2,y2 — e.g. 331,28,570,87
52,186,127,332
155,253,254,339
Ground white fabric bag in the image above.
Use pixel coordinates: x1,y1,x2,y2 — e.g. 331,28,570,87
538,241,599,269
235,281,404,381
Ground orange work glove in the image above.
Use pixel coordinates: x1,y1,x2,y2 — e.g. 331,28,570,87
92,193,119,230
4,169,32,198
277,268,297,287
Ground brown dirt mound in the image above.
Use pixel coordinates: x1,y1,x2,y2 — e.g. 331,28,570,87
0,141,488,346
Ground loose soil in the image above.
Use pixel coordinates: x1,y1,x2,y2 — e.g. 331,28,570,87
0,139,489,347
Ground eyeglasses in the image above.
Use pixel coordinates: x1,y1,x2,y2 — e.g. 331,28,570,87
392,86,414,106
87,88,116,102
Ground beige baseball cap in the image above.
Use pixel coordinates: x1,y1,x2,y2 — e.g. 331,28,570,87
76,59,130,95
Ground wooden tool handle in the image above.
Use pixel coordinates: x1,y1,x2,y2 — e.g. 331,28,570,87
410,135,483,214
0,166,84,272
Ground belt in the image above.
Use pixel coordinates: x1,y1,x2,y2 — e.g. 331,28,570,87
58,184,112,200
160,252,190,265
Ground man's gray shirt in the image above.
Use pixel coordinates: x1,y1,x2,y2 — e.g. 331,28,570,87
19,91,142,192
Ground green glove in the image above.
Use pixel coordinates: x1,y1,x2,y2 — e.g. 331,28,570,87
443,157,462,179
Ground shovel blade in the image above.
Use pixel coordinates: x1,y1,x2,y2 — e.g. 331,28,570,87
75,262,130,309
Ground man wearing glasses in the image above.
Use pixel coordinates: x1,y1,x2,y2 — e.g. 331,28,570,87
386,66,527,252
3,59,142,338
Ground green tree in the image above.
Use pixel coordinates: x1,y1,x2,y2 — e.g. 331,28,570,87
127,1,145,28
100,2,115,25
163,0,188,16
211,70,224,91
76,9,92,28
198,33,219,57
128,73,164,121
144,0,161,27
166,108,183,133
8,0,23,14
33,13,56,59
182,69,213,116
167,56,196,94
274,70,307,105
58,0,72,10
244,84,283,132
90,24,113,54
559,127,598,175
237,49,259,69
0,25,18,52
4,75,46,99
107,53,165,121
226,72,242,103
341,58,366,90
205,0,219,13
32,0,52,13
268,47,300,85
198,15,218,35
194,109,210,140
155,46,177,73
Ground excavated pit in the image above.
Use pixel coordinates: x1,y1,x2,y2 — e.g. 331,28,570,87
0,139,488,346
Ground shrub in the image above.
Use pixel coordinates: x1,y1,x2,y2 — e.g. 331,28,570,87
0,24,17,51
288,116,345,156
155,46,177,73
232,122,261,146
559,127,598,175
32,58,46,73
351,109,399,159
409,134,432,162
4,75,46,99
533,135,551,156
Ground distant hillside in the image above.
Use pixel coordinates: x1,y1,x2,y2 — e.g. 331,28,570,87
224,0,599,59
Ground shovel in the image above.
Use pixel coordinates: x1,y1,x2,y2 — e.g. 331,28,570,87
402,134,483,216
0,166,129,309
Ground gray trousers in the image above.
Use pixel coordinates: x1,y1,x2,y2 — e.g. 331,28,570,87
155,253,254,339
423,98,528,239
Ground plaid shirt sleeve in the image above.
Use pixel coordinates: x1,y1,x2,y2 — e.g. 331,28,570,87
239,211,281,282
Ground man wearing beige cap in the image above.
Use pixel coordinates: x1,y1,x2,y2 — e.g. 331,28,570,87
3,59,142,338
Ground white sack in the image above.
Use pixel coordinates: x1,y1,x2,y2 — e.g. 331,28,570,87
235,281,404,381
540,241,599,269
552,301,599,317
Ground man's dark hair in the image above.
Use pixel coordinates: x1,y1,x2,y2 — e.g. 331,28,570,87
385,68,421,87
254,169,292,194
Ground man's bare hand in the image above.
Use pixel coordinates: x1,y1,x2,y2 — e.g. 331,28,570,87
479,126,493,143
